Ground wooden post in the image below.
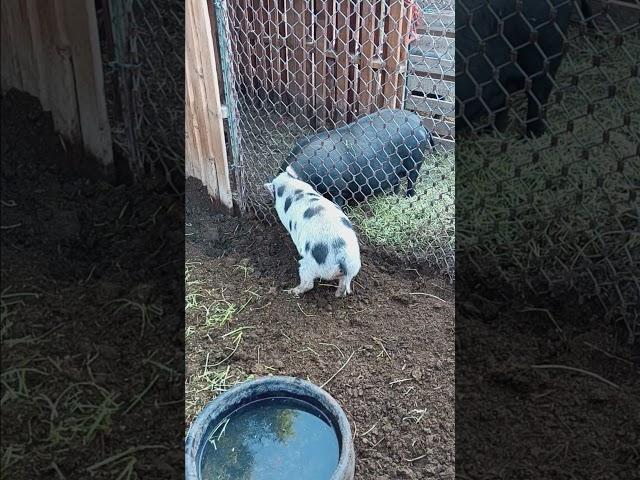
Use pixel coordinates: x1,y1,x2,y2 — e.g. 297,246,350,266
62,0,113,169
185,0,233,211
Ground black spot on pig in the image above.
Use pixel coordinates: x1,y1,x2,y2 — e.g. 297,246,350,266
338,260,348,276
311,243,328,265
303,206,324,219
305,241,310,253
289,220,293,231
277,185,285,197
284,196,293,213
294,189,303,195
332,238,346,250
340,217,353,229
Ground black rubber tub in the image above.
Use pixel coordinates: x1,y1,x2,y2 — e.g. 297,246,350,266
186,376,355,480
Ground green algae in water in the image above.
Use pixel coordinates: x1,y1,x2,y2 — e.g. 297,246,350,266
200,397,340,480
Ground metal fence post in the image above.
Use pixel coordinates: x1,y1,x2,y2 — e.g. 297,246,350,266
213,0,246,214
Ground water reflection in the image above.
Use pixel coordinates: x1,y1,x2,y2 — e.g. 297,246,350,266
201,397,339,480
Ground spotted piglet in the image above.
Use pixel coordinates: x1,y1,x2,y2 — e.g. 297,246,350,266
264,172,361,297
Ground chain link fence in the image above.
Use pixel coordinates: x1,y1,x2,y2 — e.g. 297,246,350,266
97,0,185,189
217,0,456,279
456,0,639,341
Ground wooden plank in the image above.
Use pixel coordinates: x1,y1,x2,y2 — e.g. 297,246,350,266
405,93,455,116
252,0,268,99
186,0,216,191
186,0,233,211
236,0,256,96
381,0,408,109
313,0,329,125
372,0,386,109
358,0,382,115
26,0,50,110
265,0,283,97
346,0,361,122
409,54,454,75
415,10,455,35
335,0,350,123
412,33,454,58
1,1,24,92
37,1,81,146
61,0,113,167
274,0,291,106
406,74,454,99
291,0,311,119
0,1,18,91
207,0,225,98
13,1,39,97
324,0,338,128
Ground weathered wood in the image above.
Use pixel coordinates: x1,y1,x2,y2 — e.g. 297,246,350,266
409,54,454,75
381,0,408,109
62,0,113,167
313,0,329,125
207,0,225,97
335,0,351,123
413,33,454,58
2,0,113,170
186,0,233,211
407,75,455,100
405,93,455,116
357,0,378,115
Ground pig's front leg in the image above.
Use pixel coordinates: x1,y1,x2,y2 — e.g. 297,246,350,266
285,257,316,297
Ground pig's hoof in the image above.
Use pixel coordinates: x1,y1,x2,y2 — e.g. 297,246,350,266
285,287,303,297
335,288,347,298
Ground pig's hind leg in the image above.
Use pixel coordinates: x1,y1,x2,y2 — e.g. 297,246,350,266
335,274,354,298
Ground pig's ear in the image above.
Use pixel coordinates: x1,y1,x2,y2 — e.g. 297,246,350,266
264,182,275,199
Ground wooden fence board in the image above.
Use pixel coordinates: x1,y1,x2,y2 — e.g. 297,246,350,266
409,53,454,75
62,0,113,166
186,0,233,211
407,74,454,99
405,93,454,116
381,0,408,109
357,0,378,115
2,0,113,171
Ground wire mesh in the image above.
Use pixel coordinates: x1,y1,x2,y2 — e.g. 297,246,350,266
98,0,185,189
218,0,456,280
456,0,639,341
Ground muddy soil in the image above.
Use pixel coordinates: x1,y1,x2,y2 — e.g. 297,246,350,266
185,178,455,479
1,90,184,479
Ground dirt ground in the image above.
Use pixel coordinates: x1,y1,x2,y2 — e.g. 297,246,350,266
456,267,640,479
1,90,184,478
185,178,455,479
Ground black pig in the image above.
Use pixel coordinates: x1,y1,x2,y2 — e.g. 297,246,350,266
280,109,433,208
456,0,592,137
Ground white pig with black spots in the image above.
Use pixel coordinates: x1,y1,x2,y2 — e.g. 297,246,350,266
264,172,361,297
